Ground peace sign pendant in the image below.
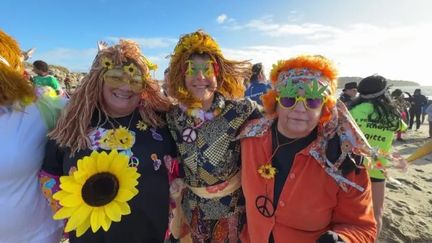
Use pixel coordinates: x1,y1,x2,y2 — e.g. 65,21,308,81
182,127,197,143
255,195,275,218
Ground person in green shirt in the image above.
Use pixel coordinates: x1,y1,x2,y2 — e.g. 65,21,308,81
349,75,407,238
32,60,61,94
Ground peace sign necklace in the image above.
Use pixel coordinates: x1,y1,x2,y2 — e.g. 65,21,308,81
180,99,224,143
255,125,299,218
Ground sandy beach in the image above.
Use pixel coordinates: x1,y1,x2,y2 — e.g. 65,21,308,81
379,122,432,243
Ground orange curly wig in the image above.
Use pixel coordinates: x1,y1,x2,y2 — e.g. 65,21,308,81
0,29,35,106
262,55,338,124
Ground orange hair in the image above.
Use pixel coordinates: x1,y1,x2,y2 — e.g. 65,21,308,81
263,55,338,124
0,29,35,106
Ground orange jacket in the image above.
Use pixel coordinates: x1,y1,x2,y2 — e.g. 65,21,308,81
240,126,376,243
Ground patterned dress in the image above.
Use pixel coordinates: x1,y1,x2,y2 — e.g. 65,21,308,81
166,93,260,242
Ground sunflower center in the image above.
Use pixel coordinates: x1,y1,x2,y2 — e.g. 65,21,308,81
82,172,119,207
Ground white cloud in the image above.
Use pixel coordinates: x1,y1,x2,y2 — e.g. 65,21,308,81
231,17,341,38
107,37,177,49
222,21,432,85
217,14,228,24
32,48,97,72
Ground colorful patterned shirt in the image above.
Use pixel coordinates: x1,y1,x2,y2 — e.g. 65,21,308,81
166,93,261,221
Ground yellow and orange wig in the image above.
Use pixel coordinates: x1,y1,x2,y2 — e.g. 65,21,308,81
262,55,338,124
168,29,251,108
50,40,170,155
0,29,35,106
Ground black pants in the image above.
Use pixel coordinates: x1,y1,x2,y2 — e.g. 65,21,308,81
409,108,422,130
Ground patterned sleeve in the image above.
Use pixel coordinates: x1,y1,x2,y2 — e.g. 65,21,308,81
165,110,180,143
39,139,65,215
243,98,263,121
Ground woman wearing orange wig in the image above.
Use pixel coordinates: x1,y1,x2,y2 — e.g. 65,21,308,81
0,29,64,243
238,55,377,242
166,30,261,242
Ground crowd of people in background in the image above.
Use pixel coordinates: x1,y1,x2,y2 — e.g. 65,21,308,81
1,27,430,243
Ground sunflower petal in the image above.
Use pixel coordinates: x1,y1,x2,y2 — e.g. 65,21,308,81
77,158,85,171
104,202,122,222
100,213,111,231
115,188,135,202
59,179,82,193
104,215,112,231
116,201,131,215
53,206,76,220
67,204,92,232
75,216,91,237
73,170,89,184
110,155,128,174
64,217,77,232
60,193,83,207
83,155,97,174
53,190,70,201
130,187,139,196
97,151,111,172
90,207,103,233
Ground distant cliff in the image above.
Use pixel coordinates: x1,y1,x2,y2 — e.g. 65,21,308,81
24,62,86,86
338,77,419,88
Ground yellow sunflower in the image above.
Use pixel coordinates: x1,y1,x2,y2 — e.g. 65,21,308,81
136,120,148,131
258,163,277,179
53,150,140,237
123,63,138,76
100,56,114,69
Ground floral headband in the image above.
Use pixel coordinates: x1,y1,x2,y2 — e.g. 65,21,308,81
276,68,330,99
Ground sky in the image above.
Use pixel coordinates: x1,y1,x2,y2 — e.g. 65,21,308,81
2,0,432,85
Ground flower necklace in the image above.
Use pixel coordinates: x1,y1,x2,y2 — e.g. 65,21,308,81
179,103,223,129
256,125,300,218
258,126,299,180
180,95,225,144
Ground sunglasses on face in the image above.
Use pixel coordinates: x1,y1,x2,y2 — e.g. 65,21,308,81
185,60,216,79
104,74,144,93
276,96,327,110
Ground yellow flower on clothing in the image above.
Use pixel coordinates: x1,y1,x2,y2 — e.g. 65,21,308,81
136,120,148,131
53,150,140,237
258,163,277,179
99,127,134,150
112,127,134,149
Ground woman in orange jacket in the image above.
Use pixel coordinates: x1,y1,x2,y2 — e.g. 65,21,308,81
238,55,377,243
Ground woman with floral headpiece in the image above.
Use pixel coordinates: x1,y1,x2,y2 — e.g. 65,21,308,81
166,30,261,242
40,40,178,242
238,55,377,242
0,29,64,243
